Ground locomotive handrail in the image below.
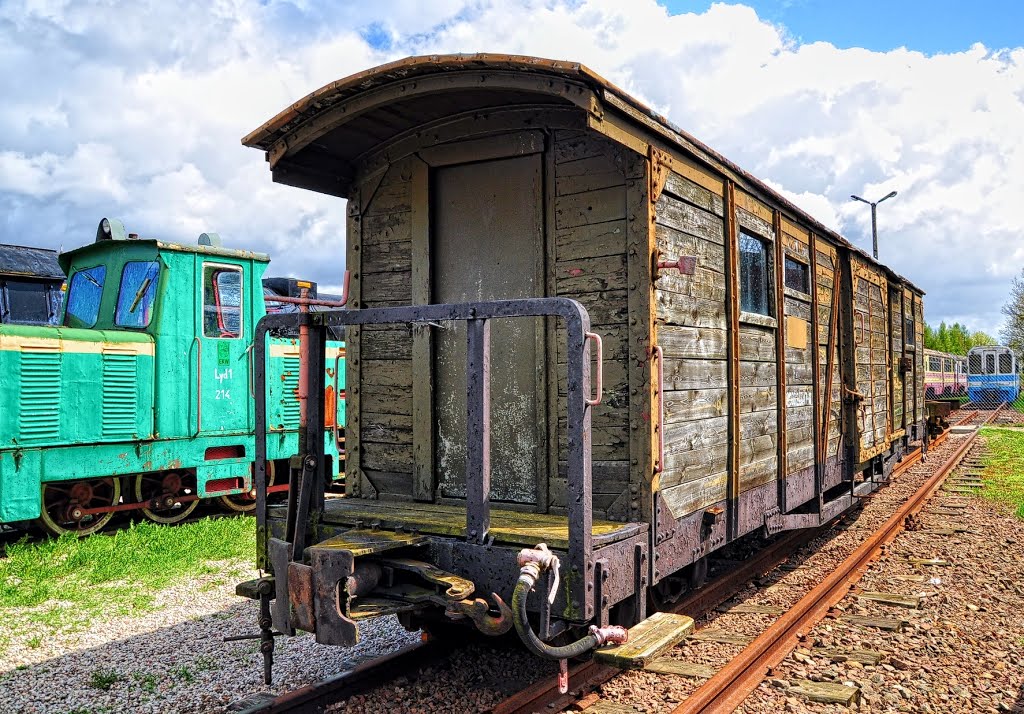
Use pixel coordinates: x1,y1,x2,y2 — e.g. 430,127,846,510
652,345,665,475
584,332,603,407
192,336,202,436
253,297,599,619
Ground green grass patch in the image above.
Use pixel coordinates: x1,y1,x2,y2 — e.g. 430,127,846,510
0,516,254,636
88,668,121,691
979,427,1024,519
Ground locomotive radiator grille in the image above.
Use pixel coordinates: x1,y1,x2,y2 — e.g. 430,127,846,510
18,346,61,442
101,350,138,438
280,357,301,428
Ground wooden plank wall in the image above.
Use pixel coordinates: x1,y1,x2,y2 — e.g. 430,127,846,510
779,223,815,477
913,294,925,424
550,130,633,516
652,167,730,516
352,159,416,498
814,242,842,472
734,198,779,496
852,260,890,461
889,285,905,434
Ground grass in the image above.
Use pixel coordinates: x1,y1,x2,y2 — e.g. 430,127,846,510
0,516,255,636
979,427,1024,519
88,669,121,691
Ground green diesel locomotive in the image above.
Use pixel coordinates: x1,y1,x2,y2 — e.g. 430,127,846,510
0,218,345,536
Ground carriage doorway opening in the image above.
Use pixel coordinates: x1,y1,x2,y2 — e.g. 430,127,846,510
431,154,547,505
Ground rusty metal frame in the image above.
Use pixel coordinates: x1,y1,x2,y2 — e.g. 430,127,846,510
724,182,741,541
772,211,787,512
253,296,598,619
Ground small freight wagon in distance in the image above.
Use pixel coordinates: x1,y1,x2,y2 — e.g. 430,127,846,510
236,54,926,681
0,218,345,536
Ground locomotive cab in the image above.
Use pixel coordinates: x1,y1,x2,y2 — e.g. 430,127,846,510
0,218,344,534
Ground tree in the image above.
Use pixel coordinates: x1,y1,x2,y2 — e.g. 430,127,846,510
1002,269,1024,358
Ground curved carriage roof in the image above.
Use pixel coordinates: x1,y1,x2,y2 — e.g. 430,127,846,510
244,53,921,292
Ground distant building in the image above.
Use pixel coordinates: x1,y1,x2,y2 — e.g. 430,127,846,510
0,243,65,325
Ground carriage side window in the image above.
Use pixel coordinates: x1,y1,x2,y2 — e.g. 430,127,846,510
203,265,243,339
943,358,952,372
928,356,941,371
739,231,772,317
905,315,915,344
64,265,106,328
969,353,982,373
986,353,996,374
783,256,809,294
115,261,160,328
999,352,1013,374
3,280,50,325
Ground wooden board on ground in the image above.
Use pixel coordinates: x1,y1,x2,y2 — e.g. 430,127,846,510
909,557,952,566
716,603,785,615
689,629,752,645
582,701,639,714
593,612,695,669
644,657,717,679
857,591,923,609
788,679,862,706
812,647,884,665
839,614,909,631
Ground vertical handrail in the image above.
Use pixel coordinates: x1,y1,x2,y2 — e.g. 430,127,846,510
465,318,491,545
584,332,603,407
192,336,202,436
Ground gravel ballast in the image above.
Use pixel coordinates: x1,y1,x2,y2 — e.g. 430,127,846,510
0,562,419,714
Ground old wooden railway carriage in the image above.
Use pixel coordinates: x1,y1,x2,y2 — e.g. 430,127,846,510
239,54,925,672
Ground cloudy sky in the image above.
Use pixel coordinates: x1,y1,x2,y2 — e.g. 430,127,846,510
1,0,1022,335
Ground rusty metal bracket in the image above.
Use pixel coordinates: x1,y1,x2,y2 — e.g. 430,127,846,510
445,593,514,636
655,254,697,278
649,145,674,204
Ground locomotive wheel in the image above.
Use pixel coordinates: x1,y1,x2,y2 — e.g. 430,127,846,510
218,461,276,513
37,477,122,537
134,471,200,524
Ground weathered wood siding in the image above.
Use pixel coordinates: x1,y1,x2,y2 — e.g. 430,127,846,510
653,165,731,517
814,241,842,478
551,130,633,516
779,221,815,481
852,258,892,463
734,194,778,495
889,285,905,434
347,160,416,498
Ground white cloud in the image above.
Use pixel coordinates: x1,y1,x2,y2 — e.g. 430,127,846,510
1,0,1022,336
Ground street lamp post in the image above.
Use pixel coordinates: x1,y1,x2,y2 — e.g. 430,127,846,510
850,190,897,260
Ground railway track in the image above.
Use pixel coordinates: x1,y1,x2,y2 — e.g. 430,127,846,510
229,411,1001,714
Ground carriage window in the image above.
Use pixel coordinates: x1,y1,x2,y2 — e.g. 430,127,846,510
739,231,772,316
999,352,1013,373
783,256,809,294
943,358,952,372
203,265,243,339
3,280,50,324
115,261,160,328
904,316,915,344
64,265,106,328
928,357,941,371
986,354,996,374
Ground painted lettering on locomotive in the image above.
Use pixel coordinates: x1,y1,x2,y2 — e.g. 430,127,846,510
0,218,345,535
235,54,927,682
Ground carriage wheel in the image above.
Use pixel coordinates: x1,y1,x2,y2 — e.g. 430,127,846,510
37,478,122,537
135,471,200,524
219,461,276,513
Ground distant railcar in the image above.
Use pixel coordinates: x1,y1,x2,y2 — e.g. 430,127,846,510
0,219,345,535
967,345,1020,405
0,243,65,326
235,54,927,679
924,348,966,399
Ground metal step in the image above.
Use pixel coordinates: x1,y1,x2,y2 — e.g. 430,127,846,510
593,612,695,669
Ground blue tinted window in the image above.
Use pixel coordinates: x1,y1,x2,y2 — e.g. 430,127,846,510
203,265,243,338
115,261,160,328
64,266,106,328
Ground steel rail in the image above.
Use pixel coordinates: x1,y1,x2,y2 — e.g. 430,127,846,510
671,406,1003,714
235,640,440,714
489,431,942,714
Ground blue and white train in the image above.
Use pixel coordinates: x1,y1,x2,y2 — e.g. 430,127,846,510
967,345,1021,405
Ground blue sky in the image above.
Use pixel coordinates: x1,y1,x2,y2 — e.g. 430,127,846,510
1,0,1022,335
665,0,1024,54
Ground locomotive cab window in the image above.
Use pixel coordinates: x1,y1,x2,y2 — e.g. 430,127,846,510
739,231,773,317
986,353,996,374
115,261,160,328
64,265,106,328
783,256,809,295
203,265,243,339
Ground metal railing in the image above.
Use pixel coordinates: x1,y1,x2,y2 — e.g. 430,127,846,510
252,297,600,602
